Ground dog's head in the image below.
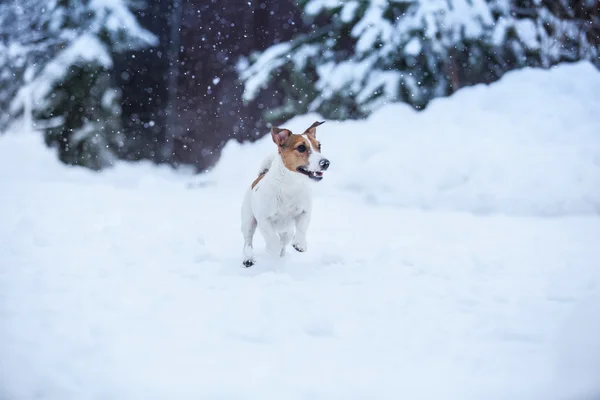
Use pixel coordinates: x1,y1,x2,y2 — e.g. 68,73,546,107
271,121,330,182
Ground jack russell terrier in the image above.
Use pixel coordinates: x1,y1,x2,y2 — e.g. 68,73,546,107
240,121,330,267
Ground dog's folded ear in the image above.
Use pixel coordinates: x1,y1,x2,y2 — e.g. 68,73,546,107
304,121,325,137
271,126,291,146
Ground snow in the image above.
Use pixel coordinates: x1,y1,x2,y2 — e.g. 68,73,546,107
230,61,600,217
2,0,157,133
355,70,400,108
91,0,159,51
304,0,344,17
313,58,376,102
515,19,541,50
241,0,600,121
10,34,112,115
404,37,422,56
1,62,600,399
353,0,393,55
239,42,292,102
340,1,360,23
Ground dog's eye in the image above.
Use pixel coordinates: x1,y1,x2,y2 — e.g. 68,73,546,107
297,144,307,153
318,143,322,151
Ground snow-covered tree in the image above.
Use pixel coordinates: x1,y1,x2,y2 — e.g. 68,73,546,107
0,0,157,170
239,0,600,122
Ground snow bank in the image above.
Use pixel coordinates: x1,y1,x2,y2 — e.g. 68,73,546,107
0,131,195,188
2,135,600,400
212,61,600,217
551,292,600,399
2,62,599,217
1,63,600,400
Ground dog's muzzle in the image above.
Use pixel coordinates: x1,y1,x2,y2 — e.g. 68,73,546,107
297,158,330,182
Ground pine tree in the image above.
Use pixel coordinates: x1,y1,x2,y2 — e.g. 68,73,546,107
239,0,600,122
0,0,157,170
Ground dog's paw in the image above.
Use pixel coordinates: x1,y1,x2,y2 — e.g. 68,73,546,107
242,258,255,267
292,242,307,253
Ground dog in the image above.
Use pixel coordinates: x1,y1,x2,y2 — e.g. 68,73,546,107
240,121,330,267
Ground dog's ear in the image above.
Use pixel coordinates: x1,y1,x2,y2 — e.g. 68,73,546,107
304,121,325,138
271,127,291,146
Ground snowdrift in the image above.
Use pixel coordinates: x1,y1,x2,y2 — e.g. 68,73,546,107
211,61,600,217
2,61,599,218
1,62,600,400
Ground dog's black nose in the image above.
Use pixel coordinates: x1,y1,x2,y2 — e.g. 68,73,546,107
319,158,330,170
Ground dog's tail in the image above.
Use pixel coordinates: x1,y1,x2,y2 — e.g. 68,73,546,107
250,153,275,189
257,153,275,176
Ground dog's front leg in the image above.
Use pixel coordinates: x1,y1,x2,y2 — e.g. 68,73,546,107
292,211,310,252
258,220,283,258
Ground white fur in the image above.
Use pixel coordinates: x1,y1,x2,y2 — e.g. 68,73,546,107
241,151,324,266
303,134,323,172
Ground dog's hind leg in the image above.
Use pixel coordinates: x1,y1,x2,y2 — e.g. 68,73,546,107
279,230,293,257
242,216,257,267
258,221,283,258
241,191,257,267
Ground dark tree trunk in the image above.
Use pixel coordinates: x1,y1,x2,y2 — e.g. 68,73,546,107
113,0,171,163
163,0,183,163
115,0,304,172
170,0,303,171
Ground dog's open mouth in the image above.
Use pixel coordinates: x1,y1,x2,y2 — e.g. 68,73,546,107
297,166,324,181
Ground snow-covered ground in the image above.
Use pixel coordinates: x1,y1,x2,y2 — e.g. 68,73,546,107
1,62,600,400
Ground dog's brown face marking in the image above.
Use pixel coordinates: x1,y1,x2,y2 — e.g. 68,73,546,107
251,122,325,188
271,123,323,173
279,134,312,172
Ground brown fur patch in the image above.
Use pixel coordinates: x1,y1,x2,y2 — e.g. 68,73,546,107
251,172,265,189
279,134,311,173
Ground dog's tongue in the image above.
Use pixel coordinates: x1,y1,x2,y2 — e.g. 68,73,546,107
314,171,323,177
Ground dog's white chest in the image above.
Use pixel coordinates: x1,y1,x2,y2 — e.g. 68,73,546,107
275,184,308,217
253,181,309,230
273,193,304,223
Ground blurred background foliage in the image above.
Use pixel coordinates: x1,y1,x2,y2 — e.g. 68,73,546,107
0,0,598,171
